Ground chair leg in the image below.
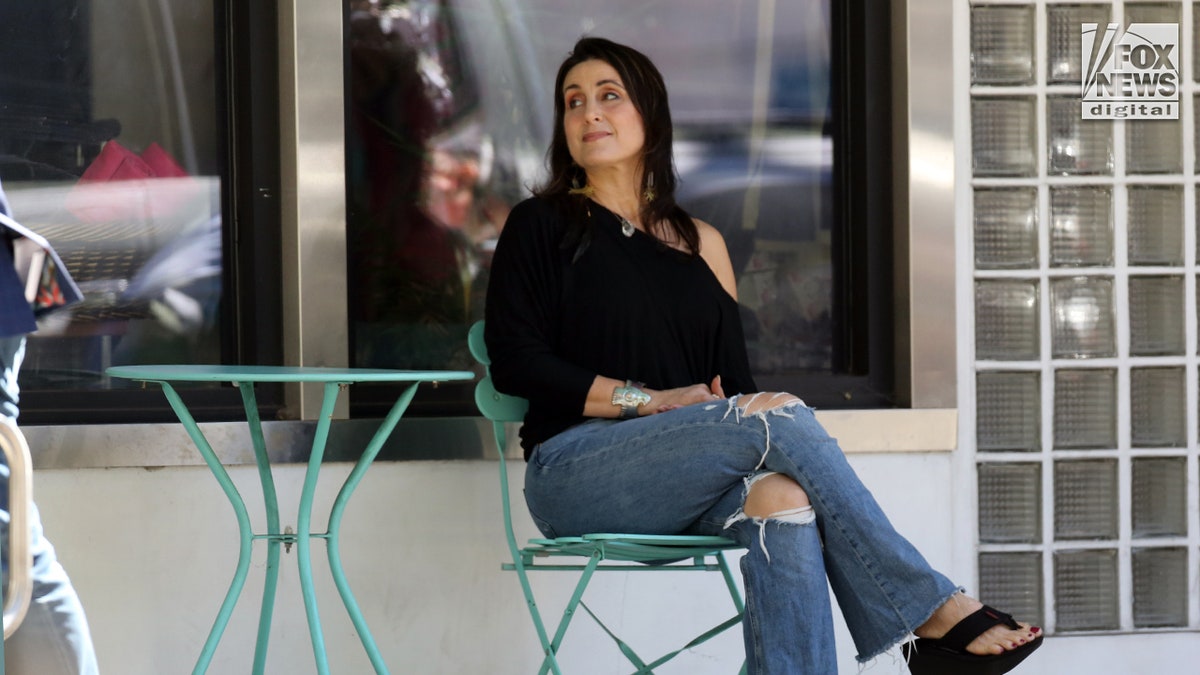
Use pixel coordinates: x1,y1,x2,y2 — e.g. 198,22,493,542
509,557,563,675
718,552,750,675
633,605,743,672
716,552,745,615
514,551,748,674
577,602,650,672
536,553,602,675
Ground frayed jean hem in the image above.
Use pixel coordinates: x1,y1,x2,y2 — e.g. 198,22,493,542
855,584,966,664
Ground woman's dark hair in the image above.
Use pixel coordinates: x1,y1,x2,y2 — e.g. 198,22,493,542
535,36,699,256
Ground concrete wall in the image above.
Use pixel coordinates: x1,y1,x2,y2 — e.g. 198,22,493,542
34,453,957,674
31,454,1200,673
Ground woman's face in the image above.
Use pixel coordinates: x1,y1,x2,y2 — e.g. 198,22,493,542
561,59,645,174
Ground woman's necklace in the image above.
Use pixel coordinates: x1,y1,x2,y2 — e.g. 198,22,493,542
617,215,636,238
589,197,638,237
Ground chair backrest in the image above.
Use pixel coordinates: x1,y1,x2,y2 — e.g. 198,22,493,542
0,418,34,639
468,321,528,424
468,320,530,554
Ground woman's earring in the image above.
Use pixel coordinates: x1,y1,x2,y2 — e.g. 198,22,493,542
643,172,656,203
569,175,595,198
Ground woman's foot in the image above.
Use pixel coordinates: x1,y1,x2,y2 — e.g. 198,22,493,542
915,593,1040,656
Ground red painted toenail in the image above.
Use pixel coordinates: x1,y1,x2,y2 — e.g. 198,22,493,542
1031,626,1041,633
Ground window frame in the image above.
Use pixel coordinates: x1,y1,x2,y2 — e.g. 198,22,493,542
18,0,285,425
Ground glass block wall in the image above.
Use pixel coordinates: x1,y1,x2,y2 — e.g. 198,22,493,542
969,1,1198,633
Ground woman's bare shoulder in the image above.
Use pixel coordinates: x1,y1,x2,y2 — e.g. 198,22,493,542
692,217,737,298
693,218,730,257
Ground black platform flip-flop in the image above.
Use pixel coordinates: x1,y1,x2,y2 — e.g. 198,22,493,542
902,605,1043,675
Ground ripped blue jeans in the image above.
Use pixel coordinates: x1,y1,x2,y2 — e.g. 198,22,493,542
523,395,959,674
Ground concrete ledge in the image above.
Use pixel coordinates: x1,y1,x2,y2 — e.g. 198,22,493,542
23,408,957,469
816,408,957,453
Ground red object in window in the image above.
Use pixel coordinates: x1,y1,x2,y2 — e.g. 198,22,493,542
140,142,189,178
78,140,156,183
66,140,192,223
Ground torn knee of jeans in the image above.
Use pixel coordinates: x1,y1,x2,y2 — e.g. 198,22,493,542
737,392,806,417
734,395,808,470
714,392,807,424
725,472,817,561
725,505,817,562
725,504,817,529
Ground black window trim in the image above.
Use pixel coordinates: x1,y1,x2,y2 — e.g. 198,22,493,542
20,0,285,425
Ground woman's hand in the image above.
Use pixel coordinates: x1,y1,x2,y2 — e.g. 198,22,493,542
583,375,727,418
648,376,725,414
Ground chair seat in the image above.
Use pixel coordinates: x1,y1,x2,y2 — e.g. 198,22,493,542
520,534,740,565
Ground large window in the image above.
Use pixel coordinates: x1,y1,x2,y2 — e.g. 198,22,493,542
2,0,893,425
344,0,895,415
0,1,281,423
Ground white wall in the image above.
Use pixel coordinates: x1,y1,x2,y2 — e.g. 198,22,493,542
30,453,956,675
33,454,1198,674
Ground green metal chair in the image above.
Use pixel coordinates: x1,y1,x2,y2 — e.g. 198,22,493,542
468,321,747,674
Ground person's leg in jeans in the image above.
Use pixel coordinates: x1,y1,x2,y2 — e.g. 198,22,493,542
733,395,962,661
691,394,1034,667
724,512,836,673
523,397,958,673
0,335,99,674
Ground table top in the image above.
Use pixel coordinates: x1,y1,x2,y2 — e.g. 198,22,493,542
106,364,475,384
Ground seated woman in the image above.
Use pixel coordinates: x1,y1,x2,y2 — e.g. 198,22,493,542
484,36,1043,674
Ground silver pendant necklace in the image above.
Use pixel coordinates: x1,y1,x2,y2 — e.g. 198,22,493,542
618,216,636,237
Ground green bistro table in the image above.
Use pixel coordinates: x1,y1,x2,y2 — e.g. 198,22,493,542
105,365,474,675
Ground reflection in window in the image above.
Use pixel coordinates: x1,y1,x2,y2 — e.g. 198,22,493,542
345,0,834,382
346,0,486,371
0,1,223,389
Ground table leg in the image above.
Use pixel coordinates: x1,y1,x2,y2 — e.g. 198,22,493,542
295,382,341,675
238,384,283,675
159,382,255,675
326,382,420,675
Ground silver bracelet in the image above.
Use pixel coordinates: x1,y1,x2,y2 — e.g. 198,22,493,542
611,380,651,419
